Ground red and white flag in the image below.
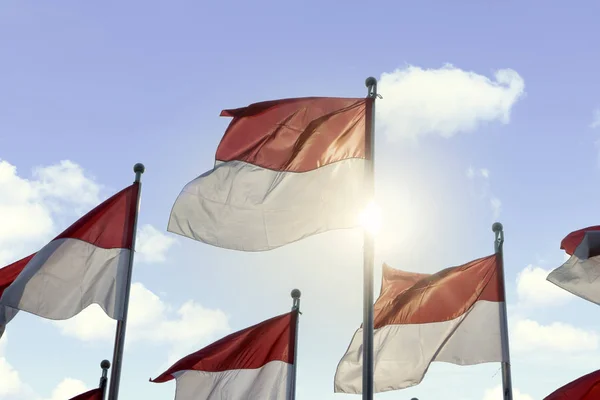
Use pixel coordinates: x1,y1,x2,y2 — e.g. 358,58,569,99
544,369,600,399
68,388,103,400
334,254,508,393
151,310,298,400
0,183,139,336
167,97,370,251
547,226,600,305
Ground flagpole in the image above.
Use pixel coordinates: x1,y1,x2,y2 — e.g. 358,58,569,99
99,360,110,400
362,76,378,400
289,289,301,400
492,222,513,400
107,163,145,400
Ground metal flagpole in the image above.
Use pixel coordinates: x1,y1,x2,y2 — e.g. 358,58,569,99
492,222,514,400
107,163,145,400
99,360,110,400
362,77,378,400
289,289,301,400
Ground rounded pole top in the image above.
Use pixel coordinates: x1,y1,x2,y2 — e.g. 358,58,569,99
365,77,377,88
291,289,301,299
101,359,111,369
492,222,504,233
133,163,145,174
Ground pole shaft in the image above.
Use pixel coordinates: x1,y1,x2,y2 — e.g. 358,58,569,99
99,360,110,400
107,165,145,400
362,78,377,400
289,289,301,400
493,223,513,400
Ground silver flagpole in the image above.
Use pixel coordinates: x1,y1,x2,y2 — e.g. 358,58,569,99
362,77,378,400
289,289,301,400
99,360,110,400
107,163,145,400
492,222,513,400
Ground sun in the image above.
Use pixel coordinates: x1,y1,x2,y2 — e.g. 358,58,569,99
358,200,382,236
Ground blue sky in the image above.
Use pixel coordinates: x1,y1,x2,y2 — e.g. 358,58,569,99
2,1,600,399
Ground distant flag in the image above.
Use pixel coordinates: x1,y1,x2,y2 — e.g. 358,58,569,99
69,388,103,400
167,96,371,251
544,369,600,399
547,226,600,305
334,254,508,393
0,181,139,337
152,309,299,400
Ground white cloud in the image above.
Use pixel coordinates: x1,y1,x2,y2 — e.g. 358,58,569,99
0,335,23,398
482,385,534,400
377,64,525,141
466,166,502,219
516,265,572,307
591,107,600,128
136,224,177,263
511,319,598,353
53,282,230,359
42,378,88,400
0,159,101,265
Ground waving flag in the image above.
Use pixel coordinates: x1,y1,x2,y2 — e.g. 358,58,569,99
167,97,370,251
544,369,600,399
0,182,139,336
548,226,600,305
152,310,298,400
334,254,507,393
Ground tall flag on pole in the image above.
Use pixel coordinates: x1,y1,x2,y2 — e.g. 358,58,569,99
0,179,140,338
151,303,300,400
167,96,370,251
547,226,600,305
68,359,111,400
334,254,508,394
543,369,600,399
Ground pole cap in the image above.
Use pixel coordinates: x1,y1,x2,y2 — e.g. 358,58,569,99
365,77,377,87
492,222,503,233
291,289,301,299
133,163,145,174
101,359,111,369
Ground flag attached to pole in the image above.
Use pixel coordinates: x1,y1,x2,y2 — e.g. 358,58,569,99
544,369,600,399
334,254,507,394
151,310,298,400
167,97,370,251
547,226,600,305
69,388,103,400
0,182,139,336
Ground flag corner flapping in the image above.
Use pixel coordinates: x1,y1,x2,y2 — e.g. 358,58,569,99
68,388,102,400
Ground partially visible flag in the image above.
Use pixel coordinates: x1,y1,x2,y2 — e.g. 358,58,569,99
334,254,507,394
168,96,371,251
544,369,600,399
547,226,600,305
151,310,298,400
69,388,103,400
0,182,139,336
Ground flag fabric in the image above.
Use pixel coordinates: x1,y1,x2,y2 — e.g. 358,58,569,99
334,254,507,394
544,369,600,399
151,310,298,400
167,97,371,251
0,183,139,335
69,388,103,400
547,226,600,305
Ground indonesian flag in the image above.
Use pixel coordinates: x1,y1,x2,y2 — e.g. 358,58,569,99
334,254,507,393
544,369,600,399
547,226,600,305
167,97,370,251
0,183,139,336
151,310,298,400
68,388,103,400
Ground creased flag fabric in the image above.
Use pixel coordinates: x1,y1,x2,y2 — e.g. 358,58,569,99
547,226,600,305
151,310,298,400
167,97,370,251
544,369,600,399
69,388,103,400
0,183,139,336
334,254,507,394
